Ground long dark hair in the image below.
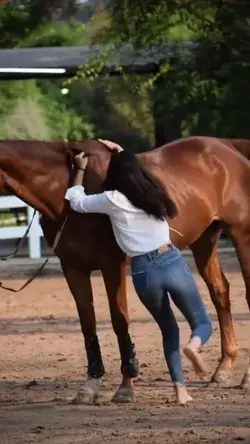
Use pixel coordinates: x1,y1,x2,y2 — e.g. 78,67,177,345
103,151,178,220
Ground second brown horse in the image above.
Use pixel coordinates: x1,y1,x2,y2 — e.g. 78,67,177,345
0,136,249,403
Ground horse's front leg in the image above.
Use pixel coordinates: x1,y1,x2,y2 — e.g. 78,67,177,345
61,261,104,404
102,260,139,403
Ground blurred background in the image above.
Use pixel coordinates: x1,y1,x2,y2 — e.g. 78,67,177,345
0,0,248,258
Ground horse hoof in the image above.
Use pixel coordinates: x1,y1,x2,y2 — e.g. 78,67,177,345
211,369,233,385
240,372,250,390
112,387,134,403
71,388,97,405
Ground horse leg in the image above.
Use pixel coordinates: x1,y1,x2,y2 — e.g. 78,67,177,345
190,224,237,384
102,261,139,403
224,224,250,389
61,262,105,404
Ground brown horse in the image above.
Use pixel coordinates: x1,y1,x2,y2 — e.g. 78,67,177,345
0,136,250,404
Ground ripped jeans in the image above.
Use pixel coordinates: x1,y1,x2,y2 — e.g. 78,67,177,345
131,244,212,385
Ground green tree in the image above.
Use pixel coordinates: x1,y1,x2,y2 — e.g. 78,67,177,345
0,79,93,140
0,1,94,141
0,0,78,48
104,1,250,142
73,0,250,144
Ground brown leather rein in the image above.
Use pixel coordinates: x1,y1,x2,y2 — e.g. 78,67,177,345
0,214,68,292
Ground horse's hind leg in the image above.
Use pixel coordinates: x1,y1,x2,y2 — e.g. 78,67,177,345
102,260,139,403
225,223,250,389
61,262,105,404
190,224,237,384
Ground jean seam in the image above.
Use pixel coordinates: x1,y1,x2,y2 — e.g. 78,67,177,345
131,269,149,276
158,255,181,268
145,270,149,294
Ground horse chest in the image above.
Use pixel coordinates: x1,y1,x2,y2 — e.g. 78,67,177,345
40,213,122,269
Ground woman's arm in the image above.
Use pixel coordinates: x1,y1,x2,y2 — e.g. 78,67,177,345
65,186,113,215
73,168,85,186
65,151,113,215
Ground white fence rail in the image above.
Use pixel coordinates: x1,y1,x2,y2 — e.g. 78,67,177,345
0,195,43,259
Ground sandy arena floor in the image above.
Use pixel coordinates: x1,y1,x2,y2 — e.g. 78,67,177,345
0,254,249,444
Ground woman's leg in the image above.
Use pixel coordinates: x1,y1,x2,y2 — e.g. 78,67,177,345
132,265,192,404
159,293,193,404
162,250,212,376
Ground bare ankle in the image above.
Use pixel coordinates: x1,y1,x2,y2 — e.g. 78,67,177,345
188,336,202,350
173,383,193,405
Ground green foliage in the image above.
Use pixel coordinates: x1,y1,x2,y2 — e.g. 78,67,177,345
2,0,250,151
78,0,250,142
0,2,93,142
40,85,94,140
63,78,152,152
0,0,79,48
0,78,93,141
0,3,31,48
1,98,51,140
20,20,86,48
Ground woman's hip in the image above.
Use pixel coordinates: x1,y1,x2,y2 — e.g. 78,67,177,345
131,243,181,274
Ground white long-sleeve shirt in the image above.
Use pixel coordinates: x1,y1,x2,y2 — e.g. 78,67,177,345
65,185,170,257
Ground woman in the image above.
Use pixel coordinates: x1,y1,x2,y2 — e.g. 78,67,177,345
65,139,212,405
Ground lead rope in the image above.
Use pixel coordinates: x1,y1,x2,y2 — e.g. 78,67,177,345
0,215,68,293
0,209,37,261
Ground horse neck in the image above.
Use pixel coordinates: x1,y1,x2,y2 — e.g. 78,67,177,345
0,141,71,220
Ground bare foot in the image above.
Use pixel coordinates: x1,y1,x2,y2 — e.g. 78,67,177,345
174,383,193,406
184,337,207,378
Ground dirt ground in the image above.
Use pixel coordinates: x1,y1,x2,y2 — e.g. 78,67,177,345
0,254,249,444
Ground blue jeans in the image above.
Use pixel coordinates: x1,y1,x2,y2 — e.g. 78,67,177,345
131,244,212,385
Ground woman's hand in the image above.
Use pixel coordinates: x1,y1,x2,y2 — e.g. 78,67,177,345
98,139,124,153
75,152,88,170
